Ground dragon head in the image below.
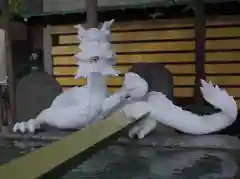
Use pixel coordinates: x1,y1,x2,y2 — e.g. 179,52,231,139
74,19,119,78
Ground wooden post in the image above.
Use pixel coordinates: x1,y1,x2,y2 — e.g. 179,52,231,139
0,0,16,124
194,0,206,103
86,0,98,28
0,111,137,179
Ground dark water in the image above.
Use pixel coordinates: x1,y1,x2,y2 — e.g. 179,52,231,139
1,139,240,179
61,145,240,179
0,139,46,165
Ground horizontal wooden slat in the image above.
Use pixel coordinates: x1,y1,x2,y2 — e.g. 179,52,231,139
53,56,75,65
207,76,240,85
174,87,193,97
50,15,240,34
62,86,194,98
59,29,194,44
53,64,195,76
205,52,240,62
225,88,240,98
205,64,240,74
51,46,75,55
50,19,194,34
62,86,240,99
56,77,124,86
173,76,194,86
52,39,240,55
53,67,76,75
53,66,130,76
206,39,240,50
206,15,240,26
52,41,194,55
53,53,195,65
53,66,132,75
55,75,194,86
58,27,240,45
207,27,240,38
52,51,240,66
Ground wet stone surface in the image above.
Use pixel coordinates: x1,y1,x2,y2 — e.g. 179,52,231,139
62,144,240,179
1,134,240,179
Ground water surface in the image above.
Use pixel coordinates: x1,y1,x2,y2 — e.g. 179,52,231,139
1,139,240,179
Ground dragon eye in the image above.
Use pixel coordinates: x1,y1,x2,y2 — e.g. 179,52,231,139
90,56,99,63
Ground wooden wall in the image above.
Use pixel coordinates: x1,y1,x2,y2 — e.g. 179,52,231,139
50,15,240,107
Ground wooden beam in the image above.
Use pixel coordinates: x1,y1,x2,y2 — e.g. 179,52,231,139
86,0,98,28
0,110,137,179
0,0,16,123
193,0,206,103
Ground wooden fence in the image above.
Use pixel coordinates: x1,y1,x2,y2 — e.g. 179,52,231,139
50,15,240,106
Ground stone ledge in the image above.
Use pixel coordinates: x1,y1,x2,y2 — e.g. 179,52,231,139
115,134,240,150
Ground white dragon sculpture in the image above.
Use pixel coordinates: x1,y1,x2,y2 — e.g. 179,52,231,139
124,79,238,139
12,19,238,140
13,20,148,133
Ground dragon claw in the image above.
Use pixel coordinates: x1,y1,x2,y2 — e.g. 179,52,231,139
13,119,38,133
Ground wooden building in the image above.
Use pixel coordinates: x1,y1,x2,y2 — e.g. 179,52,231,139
9,0,240,108
50,16,240,106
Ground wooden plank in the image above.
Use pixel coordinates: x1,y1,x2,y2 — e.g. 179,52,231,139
59,29,194,44
55,75,194,86
53,66,131,76
111,18,194,31
206,39,240,50
58,27,240,45
207,27,240,38
0,111,133,179
52,41,194,55
225,88,240,98
57,75,240,89
114,42,194,53
174,87,193,97
53,64,195,76
205,52,240,62
53,66,77,75
61,86,240,99
173,76,195,86
61,86,194,97
206,15,240,26
207,76,240,85
53,53,195,65
50,15,240,34
205,64,240,74
56,76,124,86
52,51,240,66
50,18,194,34
52,39,240,56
